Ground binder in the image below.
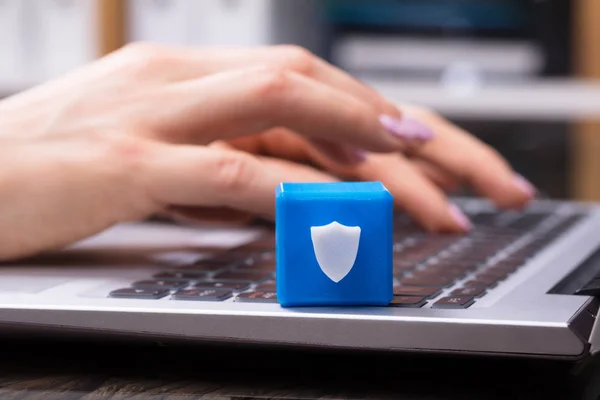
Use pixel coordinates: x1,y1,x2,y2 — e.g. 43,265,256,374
125,0,274,47
0,0,28,92
32,0,99,82
188,0,273,47
125,0,324,53
190,0,325,53
126,0,193,45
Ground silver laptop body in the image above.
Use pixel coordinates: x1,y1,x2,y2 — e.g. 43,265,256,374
1,198,600,361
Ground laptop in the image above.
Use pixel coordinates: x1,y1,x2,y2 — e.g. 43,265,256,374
2,197,600,362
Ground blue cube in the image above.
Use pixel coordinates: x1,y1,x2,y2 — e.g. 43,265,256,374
275,181,394,307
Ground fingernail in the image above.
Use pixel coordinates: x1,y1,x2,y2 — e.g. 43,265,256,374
380,114,435,142
349,148,368,163
338,147,367,163
449,204,473,232
514,174,536,198
333,147,367,164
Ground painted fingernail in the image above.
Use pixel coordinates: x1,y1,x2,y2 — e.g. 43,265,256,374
514,174,536,198
350,148,368,163
380,114,435,142
340,147,367,163
449,204,473,232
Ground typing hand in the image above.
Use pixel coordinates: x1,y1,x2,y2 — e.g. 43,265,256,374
0,44,534,261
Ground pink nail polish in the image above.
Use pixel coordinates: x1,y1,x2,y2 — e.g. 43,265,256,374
354,149,368,162
514,174,536,198
380,114,435,142
449,204,472,232
347,148,367,163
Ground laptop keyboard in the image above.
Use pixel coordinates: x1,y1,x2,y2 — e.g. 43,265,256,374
109,208,584,309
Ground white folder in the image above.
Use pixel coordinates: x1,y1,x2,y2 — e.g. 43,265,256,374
125,0,323,54
187,0,324,51
0,0,28,93
32,0,99,82
126,0,194,45
188,0,273,47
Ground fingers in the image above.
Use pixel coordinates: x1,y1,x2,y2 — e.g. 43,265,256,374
143,66,430,154
119,43,403,117
248,127,367,166
141,142,338,217
166,206,256,225
218,45,404,118
401,105,536,209
354,154,471,233
276,136,472,232
223,128,367,166
410,159,460,193
225,129,466,232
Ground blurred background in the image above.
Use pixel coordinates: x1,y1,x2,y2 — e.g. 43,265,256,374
1,0,600,202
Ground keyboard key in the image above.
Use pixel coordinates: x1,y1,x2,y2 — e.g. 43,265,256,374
464,279,497,289
398,276,455,287
214,271,272,282
476,272,508,282
393,285,441,299
472,275,500,286
393,270,411,279
389,296,427,308
517,243,544,254
432,296,475,309
235,291,278,303
255,281,277,291
471,212,499,226
451,287,486,298
411,268,465,279
397,254,429,264
109,288,170,300
440,255,489,264
393,243,405,253
393,260,416,272
488,261,521,272
194,280,251,291
498,255,528,265
480,267,512,279
172,289,232,301
154,271,208,281
507,213,548,230
133,280,189,290
427,262,477,272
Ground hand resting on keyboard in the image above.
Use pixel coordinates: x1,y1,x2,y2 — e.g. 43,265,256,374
0,44,535,261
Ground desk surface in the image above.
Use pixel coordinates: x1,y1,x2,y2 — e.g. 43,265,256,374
0,339,598,400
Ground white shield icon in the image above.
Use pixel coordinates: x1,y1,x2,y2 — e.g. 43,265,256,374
310,221,361,283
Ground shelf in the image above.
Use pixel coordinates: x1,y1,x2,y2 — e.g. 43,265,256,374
364,78,600,121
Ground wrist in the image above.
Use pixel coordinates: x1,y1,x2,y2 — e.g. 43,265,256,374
0,135,155,261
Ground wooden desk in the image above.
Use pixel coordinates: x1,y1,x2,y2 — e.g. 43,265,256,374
0,339,598,399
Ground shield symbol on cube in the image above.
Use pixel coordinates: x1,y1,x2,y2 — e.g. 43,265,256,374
310,221,361,283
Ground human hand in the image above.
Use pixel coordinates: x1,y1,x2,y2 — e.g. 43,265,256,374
0,44,535,261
